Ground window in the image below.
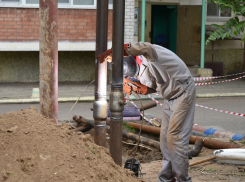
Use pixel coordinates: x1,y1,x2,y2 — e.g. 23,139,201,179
0,0,96,8
207,2,232,17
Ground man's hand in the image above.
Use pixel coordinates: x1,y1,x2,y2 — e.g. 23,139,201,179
97,43,129,64
123,84,132,95
123,78,148,95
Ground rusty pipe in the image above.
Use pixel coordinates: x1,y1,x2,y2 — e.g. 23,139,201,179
105,126,160,149
139,101,157,111
39,0,58,125
109,0,125,166
73,115,95,127
93,0,109,147
75,125,93,132
189,135,240,149
126,122,241,149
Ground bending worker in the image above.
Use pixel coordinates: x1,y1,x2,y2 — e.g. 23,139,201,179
98,42,196,182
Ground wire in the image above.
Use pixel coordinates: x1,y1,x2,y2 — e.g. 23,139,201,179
129,93,145,176
68,79,95,128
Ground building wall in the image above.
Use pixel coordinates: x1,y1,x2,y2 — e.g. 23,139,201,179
0,51,95,82
176,5,201,66
0,2,136,83
0,8,113,42
125,0,135,43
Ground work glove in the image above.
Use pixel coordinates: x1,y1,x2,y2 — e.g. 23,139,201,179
123,78,148,95
123,84,132,95
97,43,129,64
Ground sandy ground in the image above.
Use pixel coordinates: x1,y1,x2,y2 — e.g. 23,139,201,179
139,147,245,182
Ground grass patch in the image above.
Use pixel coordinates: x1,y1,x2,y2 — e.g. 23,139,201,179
123,121,136,133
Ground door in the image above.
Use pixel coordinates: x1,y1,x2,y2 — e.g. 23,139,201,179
151,5,177,53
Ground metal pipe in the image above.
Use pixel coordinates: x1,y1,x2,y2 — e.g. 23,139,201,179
188,138,204,159
212,41,214,71
141,0,146,42
243,41,245,72
190,135,240,149
73,115,95,127
200,0,206,68
139,101,157,111
39,0,58,125
126,122,241,149
75,125,93,132
109,0,125,166
93,0,108,147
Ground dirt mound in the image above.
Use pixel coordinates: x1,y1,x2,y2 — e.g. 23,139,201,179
0,106,141,182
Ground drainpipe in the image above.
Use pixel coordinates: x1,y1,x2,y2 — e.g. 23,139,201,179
141,0,146,42
93,0,108,147
39,0,58,125
200,0,206,68
110,0,125,166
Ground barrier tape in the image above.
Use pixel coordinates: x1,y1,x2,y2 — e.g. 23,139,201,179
195,75,245,86
193,72,245,81
125,98,153,125
147,94,164,107
149,94,245,118
195,104,245,117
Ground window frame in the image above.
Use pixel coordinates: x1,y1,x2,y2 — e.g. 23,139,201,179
206,2,232,22
0,0,97,9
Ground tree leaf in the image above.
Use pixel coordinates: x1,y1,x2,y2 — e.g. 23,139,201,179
211,24,220,28
235,16,239,23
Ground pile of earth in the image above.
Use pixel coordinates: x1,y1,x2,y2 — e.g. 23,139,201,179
0,106,141,182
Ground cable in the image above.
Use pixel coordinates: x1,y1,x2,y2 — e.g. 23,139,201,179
68,79,95,128
129,92,145,176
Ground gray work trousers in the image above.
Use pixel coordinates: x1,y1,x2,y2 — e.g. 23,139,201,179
158,82,196,182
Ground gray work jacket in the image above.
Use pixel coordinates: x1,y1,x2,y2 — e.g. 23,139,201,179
127,42,193,100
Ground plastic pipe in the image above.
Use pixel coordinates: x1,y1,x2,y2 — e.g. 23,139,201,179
200,0,206,68
141,0,145,42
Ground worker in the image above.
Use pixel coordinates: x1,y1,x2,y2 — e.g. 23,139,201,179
98,42,196,182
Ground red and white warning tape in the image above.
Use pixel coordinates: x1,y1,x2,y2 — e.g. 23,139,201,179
195,104,245,117
195,75,245,86
193,72,245,81
147,94,164,107
148,94,245,118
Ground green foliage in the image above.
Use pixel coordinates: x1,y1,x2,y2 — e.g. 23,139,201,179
123,121,136,133
88,146,96,155
206,0,245,45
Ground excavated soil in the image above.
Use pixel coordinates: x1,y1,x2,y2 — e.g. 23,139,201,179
0,106,141,182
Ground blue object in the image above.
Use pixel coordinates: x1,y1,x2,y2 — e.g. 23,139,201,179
232,134,245,141
204,128,217,135
155,33,167,45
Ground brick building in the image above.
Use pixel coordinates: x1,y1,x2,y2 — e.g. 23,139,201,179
0,0,135,82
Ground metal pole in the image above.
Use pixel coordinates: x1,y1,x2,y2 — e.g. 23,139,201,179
200,0,206,68
93,0,108,147
110,0,125,166
243,42,245,72
39,0,58,125
141,0,146,42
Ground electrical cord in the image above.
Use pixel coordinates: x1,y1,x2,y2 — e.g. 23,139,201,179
129,91,145,177
68,79,95,128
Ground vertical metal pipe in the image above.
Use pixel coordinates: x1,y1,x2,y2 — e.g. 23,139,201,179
110,0,125,165
243,42,245,72
93,0,108,147
141,0,146,42
39,0,58,125
200,0,206,68
212,41,214,71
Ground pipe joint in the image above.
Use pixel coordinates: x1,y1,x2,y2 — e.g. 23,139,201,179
93,100,107,121
109,87,124,117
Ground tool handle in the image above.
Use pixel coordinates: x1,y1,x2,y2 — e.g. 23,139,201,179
132,91,141,100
